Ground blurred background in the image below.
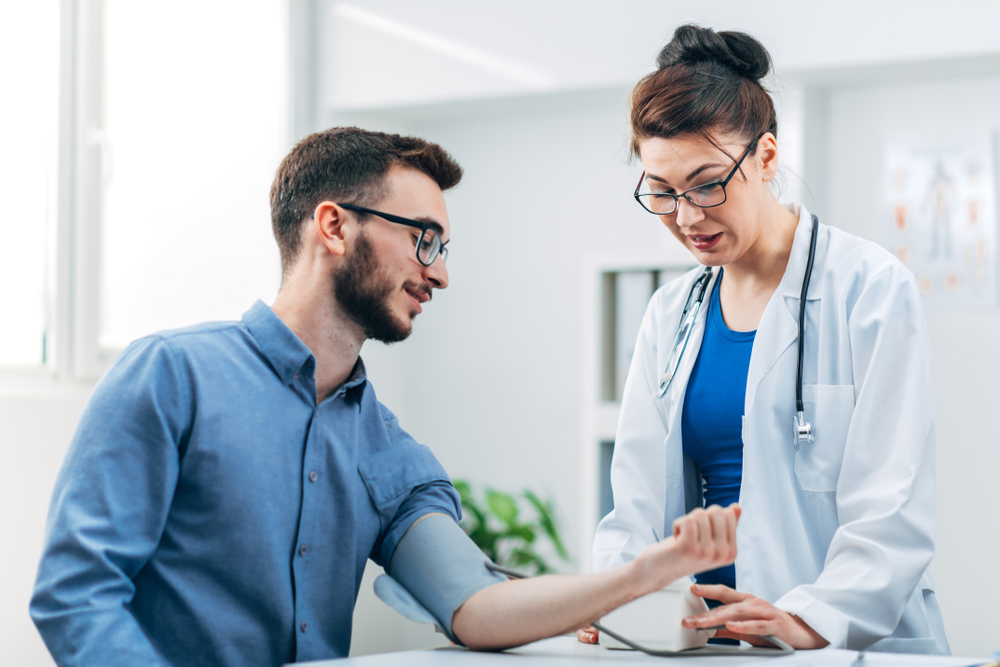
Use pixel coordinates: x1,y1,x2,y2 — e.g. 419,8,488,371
2,1,999,663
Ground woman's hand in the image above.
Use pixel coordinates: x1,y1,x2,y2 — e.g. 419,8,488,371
575,504,741,645
682,584,829,649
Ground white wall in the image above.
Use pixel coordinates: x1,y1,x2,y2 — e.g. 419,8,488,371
0,389,90,667
821,71,1000,658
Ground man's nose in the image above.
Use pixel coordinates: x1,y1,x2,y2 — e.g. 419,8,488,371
673,197,705,228
424,254,449,289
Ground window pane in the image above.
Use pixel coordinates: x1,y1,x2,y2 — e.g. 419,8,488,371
0,3,58,367
101,0,287,349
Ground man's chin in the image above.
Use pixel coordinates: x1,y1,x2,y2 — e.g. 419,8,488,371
366,316,412,344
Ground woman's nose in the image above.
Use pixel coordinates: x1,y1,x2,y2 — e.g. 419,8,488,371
673,197,704,228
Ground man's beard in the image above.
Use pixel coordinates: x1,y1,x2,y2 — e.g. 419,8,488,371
334,227,412,344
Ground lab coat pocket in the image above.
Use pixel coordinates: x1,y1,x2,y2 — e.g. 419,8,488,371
793,384,855,493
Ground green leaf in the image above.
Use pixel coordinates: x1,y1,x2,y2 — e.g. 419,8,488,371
468,528,499,562
462,501,488,534
485,489,519,526
453,479,471,502
524,490,569,561
506,525,536,543
508,548,549,575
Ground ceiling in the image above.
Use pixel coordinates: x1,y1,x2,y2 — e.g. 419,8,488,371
313,0,1000,110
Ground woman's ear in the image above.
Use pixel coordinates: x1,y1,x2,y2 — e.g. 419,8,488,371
757,132,780,183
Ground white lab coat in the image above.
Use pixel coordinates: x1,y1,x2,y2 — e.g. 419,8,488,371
593,203,949,654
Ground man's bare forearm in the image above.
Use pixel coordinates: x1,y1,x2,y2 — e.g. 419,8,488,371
451,504,740,650
452,562,648,649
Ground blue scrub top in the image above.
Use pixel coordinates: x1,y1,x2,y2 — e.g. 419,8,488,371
681,272,755,595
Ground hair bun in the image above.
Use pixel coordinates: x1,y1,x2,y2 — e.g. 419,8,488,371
656,24,770,81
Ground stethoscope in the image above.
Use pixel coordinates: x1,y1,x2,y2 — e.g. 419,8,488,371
655,215,820,450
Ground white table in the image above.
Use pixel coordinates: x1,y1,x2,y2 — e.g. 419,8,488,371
294,637,990,667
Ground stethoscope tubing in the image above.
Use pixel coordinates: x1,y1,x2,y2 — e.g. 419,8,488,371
795,216,820,414
657,215,820,448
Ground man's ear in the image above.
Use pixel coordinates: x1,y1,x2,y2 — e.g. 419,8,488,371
311,201,350,259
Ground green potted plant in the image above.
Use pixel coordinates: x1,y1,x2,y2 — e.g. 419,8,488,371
452,479,571,575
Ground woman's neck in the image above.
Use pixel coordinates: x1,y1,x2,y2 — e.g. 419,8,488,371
715,199,800,332
722,198,799,295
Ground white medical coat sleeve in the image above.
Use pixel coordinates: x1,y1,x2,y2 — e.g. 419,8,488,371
593,288,676,572
776,263,937,649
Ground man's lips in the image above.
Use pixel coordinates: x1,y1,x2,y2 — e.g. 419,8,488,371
404,285,431,313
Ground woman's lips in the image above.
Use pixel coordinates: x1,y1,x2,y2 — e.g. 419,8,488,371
687,232,722,250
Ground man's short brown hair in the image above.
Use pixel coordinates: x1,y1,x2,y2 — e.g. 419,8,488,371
269,126,463,273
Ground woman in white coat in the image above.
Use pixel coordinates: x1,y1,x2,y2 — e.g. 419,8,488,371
579,25,949,653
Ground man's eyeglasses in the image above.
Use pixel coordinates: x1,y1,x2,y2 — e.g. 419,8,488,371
633,133,764,215
339,203,448,267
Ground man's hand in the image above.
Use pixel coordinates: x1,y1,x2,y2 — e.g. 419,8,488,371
681,584,828,649
629,503,741,595
575,504,741,645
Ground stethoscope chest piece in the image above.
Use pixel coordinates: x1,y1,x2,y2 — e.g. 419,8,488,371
794,411,813,451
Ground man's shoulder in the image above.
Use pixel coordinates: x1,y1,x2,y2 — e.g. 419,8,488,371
131,319,250,358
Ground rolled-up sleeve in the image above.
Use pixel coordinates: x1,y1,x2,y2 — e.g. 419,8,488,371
30,336,189,667
358,403,461,570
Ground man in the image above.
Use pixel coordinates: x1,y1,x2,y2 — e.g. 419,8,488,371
31,127,740,666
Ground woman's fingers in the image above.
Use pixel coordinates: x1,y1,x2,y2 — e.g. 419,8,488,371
681,594,829,650
710,627,777,647
682,589,760,629
690,583,746,604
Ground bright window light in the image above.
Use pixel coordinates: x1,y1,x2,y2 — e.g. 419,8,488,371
0,2,58,367
100,0,287,349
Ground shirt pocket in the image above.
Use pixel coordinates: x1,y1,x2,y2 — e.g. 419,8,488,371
358,444,451,515
793,384,855,493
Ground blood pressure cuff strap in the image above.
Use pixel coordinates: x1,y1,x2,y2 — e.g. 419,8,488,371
374,513,508,644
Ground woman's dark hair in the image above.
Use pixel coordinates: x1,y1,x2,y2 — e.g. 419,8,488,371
630,24,777,160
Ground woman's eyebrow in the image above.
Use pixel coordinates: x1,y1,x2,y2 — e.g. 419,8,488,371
646,162,727,188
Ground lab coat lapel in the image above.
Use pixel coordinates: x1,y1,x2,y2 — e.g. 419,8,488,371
744,207,816,415
664,269,721,428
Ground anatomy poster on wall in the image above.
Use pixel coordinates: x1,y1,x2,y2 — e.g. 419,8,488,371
883,135,997,309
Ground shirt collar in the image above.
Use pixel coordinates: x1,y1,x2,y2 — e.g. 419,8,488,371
243,300,371,393
341,357,368,392
242,300,316,386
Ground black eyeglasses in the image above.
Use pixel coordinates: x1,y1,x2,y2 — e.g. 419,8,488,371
633,133,764,215
338,203,448,267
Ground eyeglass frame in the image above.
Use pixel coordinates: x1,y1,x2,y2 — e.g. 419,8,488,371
338,203,448,266
632,133,765,216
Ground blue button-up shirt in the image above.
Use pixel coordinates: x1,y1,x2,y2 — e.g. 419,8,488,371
31,301,461,667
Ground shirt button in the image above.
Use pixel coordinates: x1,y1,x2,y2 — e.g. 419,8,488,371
299,544,308,556
308,471,318,482
300,622,308,633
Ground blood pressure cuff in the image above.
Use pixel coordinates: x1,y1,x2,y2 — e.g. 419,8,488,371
374,513,508,644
